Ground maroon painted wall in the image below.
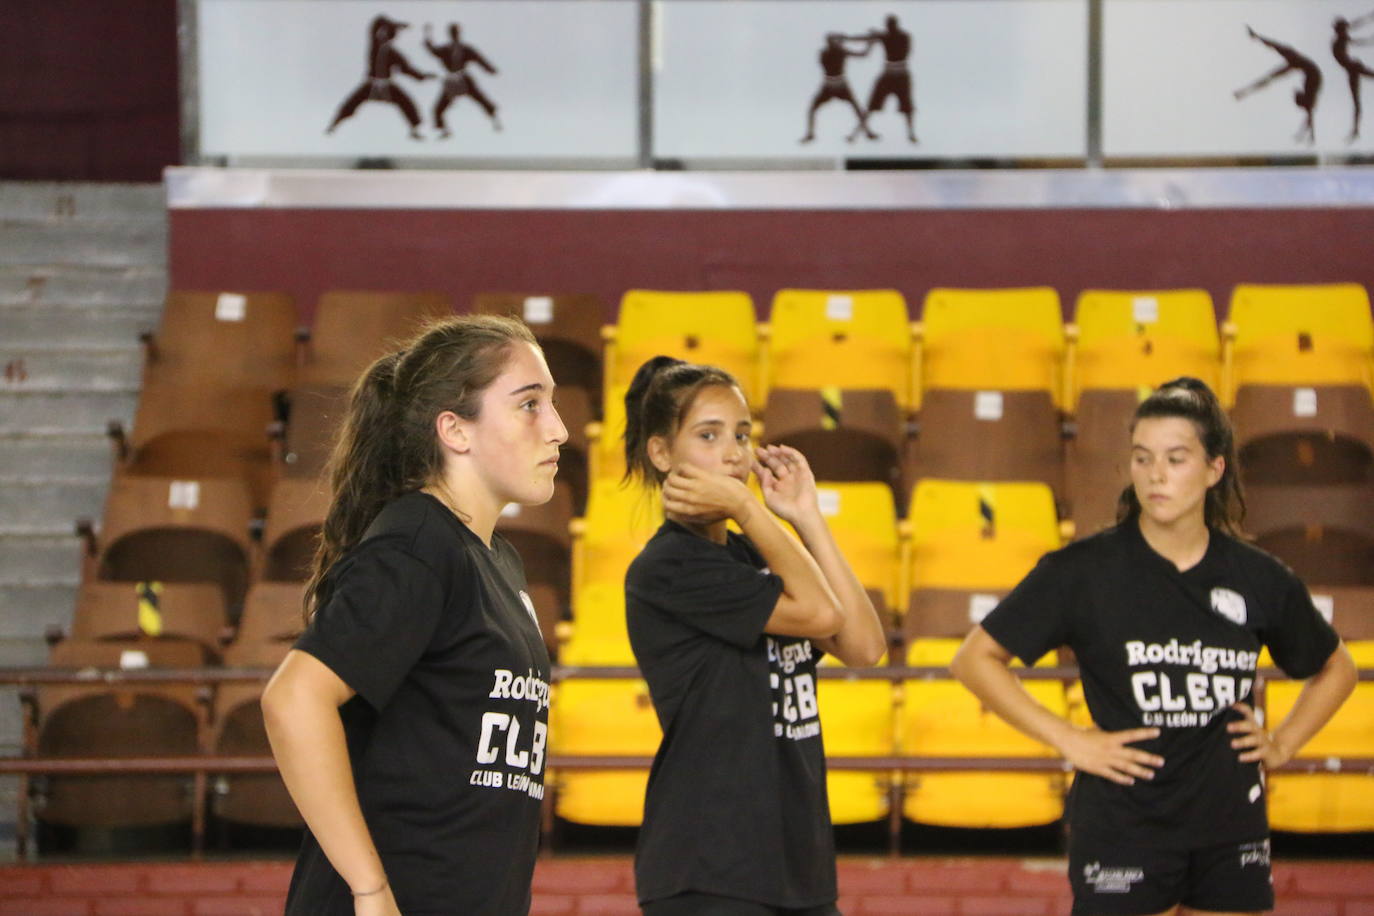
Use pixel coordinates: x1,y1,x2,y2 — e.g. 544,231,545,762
169,207,1374,324
1,0,180,181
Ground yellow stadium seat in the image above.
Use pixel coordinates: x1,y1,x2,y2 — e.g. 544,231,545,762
1225,283,1373,405
900,638,1067,827
763,289,914,408
918,287,1066,409
572,478,663,598
905,480,1061,599
549,678,661,826
1266,641,1374,832
1070,289,1220,409
588,383,630,482
817,654,896,824
606,290,760,403
816,482,901,616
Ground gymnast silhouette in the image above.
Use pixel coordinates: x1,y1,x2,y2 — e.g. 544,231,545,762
326,15,434,140
1333,13,1374,141
801,33,878,144
1234,25,1322,145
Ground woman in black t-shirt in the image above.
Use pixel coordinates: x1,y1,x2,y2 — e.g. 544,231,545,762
952,378,1357,916
262,316,567,916
621,357,889,916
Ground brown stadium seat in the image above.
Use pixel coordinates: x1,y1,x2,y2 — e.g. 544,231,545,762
260,477,330,582
1065,389,1139,539
1305,585,1374,641
1232,386,1374,485
903,389,1064,502
114,291,298,505
496,479,574,653
91,475,256,611
762,388,903,491
68,581,228,662
1244,483,1374,587
302,291,452,387
275,383,349,480
235,582,306,645
471,292,607,403
34,639,207,829
211,639,301,829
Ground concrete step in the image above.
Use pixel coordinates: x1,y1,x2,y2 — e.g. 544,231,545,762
0,390,137,436
0,304,161,348
0,584,77,640
0,536,84,585
0,182,164,222
0,220,167,270
0,434,114,481
0,481,109,536
0,637,47,668
0,349,142,391
0,265,166,308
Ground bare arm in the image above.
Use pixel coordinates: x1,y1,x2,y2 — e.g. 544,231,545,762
662,464,843,639
471,47,498,75
951,626,1164,785
262,650,400,914
1228,642,1358,766
754,445,886,666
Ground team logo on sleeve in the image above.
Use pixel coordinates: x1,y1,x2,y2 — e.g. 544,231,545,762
1210,587,1248,626
518,590,542,635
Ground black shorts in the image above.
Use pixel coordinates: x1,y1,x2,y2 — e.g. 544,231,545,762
641,892,841,916
1068,833,1274,915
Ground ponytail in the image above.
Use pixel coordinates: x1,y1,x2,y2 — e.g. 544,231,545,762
304,315,538,622
622,355,739,488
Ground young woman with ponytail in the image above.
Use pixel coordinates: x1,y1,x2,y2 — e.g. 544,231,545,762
621,356,888,916
261,315,567,916
952,377,1356,916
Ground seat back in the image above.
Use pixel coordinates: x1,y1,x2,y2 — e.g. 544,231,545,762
1072,289,1220,407
766,289,912,406
919,287,1065,407
71,581,227,660
1228,283,1373,401
303,290,452,386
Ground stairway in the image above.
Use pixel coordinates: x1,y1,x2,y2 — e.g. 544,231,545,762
0,181,167,845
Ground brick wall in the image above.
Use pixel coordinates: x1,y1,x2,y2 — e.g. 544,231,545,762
1,857,1371,915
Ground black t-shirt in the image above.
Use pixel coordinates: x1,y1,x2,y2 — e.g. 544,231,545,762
981,520,1340,849
287,491,551,916
625,521,837,909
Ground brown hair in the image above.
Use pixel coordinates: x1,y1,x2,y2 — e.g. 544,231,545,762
304,315,538,622
1115,376,1246,536
622,356,740,487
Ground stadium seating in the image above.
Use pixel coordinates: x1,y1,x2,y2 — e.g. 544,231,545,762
302,291,450,386
235,582,305,645
67,581,227,662
471,292,606,403
496,479,575,652
34,640,206,829
605,290,760,402
211,639,302,829
113,291,298,504
762,289,914,408
90,476,256,611
907,288,1066,497
1266,641,1374,832
761,388,903,489
260,478,330,582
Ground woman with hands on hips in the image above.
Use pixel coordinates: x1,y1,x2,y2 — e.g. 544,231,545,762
622,356,887,916
950,377,1356,916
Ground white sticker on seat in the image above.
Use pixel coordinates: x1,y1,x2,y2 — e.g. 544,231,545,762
523,296,554,324
825,295,853,321
120,650,149,670
215,292,247,322
168,480,200,510
968,593,1000,623
1293,388,1317,418
1310,593,1335,624
974,391,1004,421
817,489,841,517
1131,296,1159,324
